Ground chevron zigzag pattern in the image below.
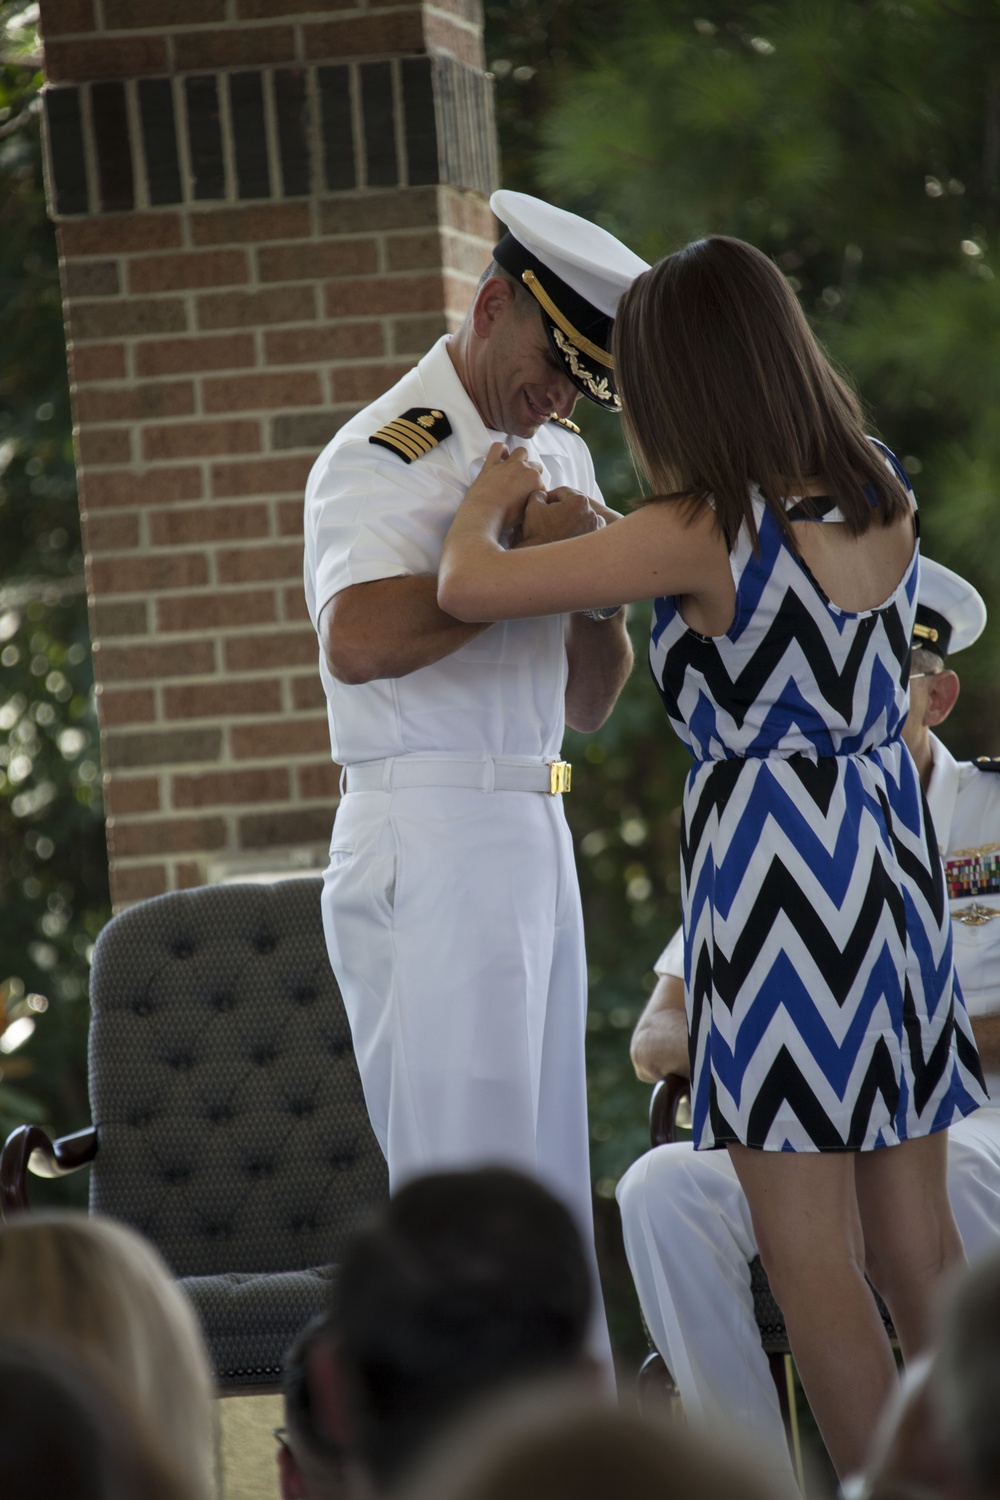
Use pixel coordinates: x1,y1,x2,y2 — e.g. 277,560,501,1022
654,469,988,1151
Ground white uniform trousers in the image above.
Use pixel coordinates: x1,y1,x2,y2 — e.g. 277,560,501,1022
322,782,613,1371
617,1108,1000,1490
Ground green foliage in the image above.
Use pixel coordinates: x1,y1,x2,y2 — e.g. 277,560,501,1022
0,1,109,1174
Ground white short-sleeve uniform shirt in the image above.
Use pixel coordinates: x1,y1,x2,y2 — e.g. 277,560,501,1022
304,336,603,765
301,336,617,1382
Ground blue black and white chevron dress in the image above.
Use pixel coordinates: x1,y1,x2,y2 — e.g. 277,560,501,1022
650,472,987,1152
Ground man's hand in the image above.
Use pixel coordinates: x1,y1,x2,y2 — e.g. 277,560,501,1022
630,974,691,1083
514,487,614,548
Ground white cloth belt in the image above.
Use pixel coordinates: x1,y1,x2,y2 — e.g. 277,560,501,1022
341,756,569,794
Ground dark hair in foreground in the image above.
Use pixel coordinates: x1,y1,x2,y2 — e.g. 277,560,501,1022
0,1336,190,1500
282,1313,354,1500
331,1167,592,1491
934,1248,1000,1494
613,235,910,550
399,1384,774,1500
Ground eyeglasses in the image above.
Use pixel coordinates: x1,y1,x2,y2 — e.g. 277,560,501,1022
909,672,941,681
272,1427,292,1456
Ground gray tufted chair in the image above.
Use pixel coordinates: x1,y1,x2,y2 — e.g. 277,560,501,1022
0,878,388,1394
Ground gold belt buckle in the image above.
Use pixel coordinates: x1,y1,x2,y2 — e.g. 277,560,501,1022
548,760,572,795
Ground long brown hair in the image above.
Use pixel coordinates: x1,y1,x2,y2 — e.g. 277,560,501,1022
612,235,910,549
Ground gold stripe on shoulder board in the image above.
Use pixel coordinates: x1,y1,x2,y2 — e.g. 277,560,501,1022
370,408,453,464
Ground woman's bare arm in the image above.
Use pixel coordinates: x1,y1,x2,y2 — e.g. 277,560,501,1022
437,443,730,622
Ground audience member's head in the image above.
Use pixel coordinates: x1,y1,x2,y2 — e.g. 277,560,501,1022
331,1167,593,1491
932,1249,1000,1500
398,1382,773,1500
0,1211,215,1500
279,1312,371,1500
0,1335,192,1500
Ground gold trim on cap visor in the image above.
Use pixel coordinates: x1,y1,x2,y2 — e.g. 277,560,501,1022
913,623,940,643
551,329,619,408
521,270,614,368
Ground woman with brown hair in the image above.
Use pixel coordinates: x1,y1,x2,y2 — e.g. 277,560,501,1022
437,234,987,1477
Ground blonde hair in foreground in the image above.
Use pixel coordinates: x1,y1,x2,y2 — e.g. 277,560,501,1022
0,1211,216,1500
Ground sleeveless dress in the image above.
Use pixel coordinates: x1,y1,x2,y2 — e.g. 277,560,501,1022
650,452,987,1152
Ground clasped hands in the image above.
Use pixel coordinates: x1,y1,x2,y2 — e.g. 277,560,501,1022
470,441,620,547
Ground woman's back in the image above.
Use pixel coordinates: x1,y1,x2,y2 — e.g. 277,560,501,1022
651,459,917,764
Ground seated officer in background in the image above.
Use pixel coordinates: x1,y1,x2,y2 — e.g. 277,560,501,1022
617,558,1000,1492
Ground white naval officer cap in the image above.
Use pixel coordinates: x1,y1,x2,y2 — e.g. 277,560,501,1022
915,557,987,660
490,189,649,412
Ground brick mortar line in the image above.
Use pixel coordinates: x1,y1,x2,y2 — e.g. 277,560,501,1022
108,798,338,823
94,642,310,658
66,326,440,351
96,666,320,684
57,209,477,256
74,405,337,425
47,6,396,43
60,231,488,269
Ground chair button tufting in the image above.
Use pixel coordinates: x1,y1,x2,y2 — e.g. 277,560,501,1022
163,1165,191,1185
172,940,194,960
213,993,234,1012
254,934,276,955
246,1160,274,1180
293,986,316,1006
132,999,153,1017
207,1104,233,1125
167,1051,194,1072
251,1045,276,1067
288,1099,314,1119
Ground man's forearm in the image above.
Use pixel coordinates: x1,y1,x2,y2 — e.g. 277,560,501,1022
321,575,489,683
564,610,633,732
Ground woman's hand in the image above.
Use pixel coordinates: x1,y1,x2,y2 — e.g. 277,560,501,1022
464,443,546,530
515,488,607,548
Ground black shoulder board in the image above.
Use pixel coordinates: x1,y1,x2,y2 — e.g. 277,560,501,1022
974,757,1000,773
551,415,581,435
369,408,452,463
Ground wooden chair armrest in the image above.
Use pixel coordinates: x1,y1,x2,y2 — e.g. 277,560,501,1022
649,1074,692,1147
0,1125,98,1219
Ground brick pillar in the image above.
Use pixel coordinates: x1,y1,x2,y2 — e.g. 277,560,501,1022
36,0,499,907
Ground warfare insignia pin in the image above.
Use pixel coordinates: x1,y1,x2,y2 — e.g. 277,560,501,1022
369,408,452,463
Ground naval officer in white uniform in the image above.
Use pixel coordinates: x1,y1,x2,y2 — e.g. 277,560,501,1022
617,558,1000,1484
304,193,644,1366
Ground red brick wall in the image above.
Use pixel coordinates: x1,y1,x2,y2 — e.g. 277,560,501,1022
37,0,498,906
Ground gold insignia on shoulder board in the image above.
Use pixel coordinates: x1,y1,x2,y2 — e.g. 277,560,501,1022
370,408,453,463
551,415,581,435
